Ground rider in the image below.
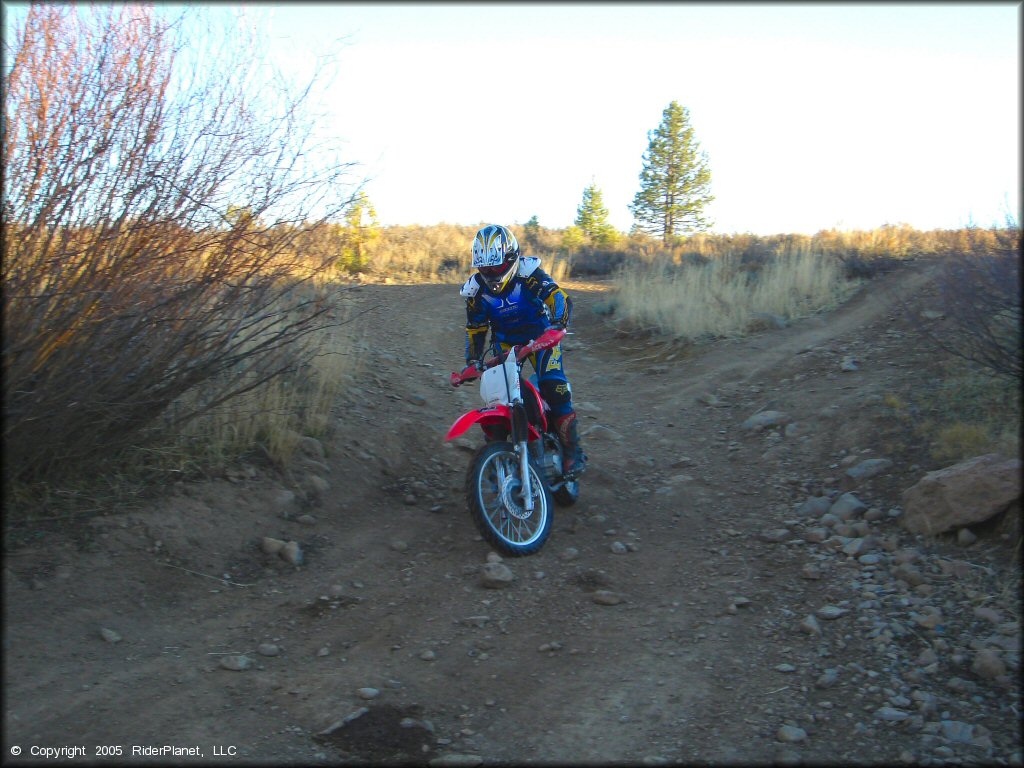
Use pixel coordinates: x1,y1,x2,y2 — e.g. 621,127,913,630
459,223,587,479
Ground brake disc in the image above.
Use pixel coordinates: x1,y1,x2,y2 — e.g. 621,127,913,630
499,475,532,520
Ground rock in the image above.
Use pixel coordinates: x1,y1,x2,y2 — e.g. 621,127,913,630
845,458,893,482
972,606,1002,625
281,541,303,566
296,514,317,526
581,424,625,441
796,496,832,517
830,493,868,520
803,528,829,544
815,668,838,688
298,435,326,459
956,528,977,546
356,687,379,700
219,654,252,671
592,590,624,606
940,720,975,743
776,725,807,743
742,410,791,432
801,563,823,580
610,541,628,554
419,650,436,661
816,605,848,620
900,454,1021,535
257,643,280,657
480,562,515,589
842,538,869,557
271,489,298,512
874,707,909,721
306,475,331,495
748,311,788,331
971,649,1006,681
261,537,287,555
99,627,122,644
759,528,791,543
840,357,859,371
801,615,823,636
560,547,580,561
390,540,409,553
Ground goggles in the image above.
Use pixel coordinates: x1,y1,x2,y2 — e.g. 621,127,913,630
478,264,507,280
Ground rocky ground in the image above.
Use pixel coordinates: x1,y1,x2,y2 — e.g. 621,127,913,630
3,260,1021,766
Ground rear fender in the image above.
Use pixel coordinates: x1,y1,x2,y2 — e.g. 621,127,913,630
445,406,542,441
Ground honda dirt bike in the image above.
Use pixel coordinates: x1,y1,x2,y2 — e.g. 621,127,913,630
446,327,580,557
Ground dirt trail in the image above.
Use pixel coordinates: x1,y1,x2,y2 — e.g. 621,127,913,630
4,261,1020,765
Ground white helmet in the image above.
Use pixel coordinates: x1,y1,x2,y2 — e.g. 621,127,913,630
472,224,520,293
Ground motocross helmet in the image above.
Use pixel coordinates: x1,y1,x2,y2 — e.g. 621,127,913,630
472,224,520,294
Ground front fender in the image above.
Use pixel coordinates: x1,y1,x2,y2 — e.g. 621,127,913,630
445,406,541,441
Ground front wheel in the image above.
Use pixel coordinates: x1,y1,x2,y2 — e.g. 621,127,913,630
466,441,553,556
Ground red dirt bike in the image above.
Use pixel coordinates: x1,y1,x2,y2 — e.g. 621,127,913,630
446,327,580,556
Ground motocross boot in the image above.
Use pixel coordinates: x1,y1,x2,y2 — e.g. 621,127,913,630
554,412,587,480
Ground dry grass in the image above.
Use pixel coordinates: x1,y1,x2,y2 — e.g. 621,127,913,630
354,223,572,284
169,302,363,470
610,247,856,341
916,361,1021,464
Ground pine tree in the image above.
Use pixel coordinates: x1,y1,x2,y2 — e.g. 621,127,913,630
340,191,378,273
574,182,618,247
522,214,541,250
630,101,714,244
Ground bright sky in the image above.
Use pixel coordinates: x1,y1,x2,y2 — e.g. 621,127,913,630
5,2,1020,235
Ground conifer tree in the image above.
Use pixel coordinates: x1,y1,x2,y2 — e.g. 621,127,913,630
522,214,541,250
575,181,618,247
630,101,714,243
340,191,378,272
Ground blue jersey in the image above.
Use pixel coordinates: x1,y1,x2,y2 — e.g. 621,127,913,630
461,257,571,362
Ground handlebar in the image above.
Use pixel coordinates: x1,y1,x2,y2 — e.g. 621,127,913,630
450,328,565,387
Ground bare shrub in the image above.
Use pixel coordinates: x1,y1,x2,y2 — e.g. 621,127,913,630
2,5,359,485
913,243,1022,381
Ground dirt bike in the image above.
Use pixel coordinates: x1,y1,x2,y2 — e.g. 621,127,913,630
446,327,580,556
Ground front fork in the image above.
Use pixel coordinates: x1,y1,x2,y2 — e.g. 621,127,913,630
510,400,534,513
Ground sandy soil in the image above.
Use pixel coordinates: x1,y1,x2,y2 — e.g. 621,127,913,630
4,261,1020,766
